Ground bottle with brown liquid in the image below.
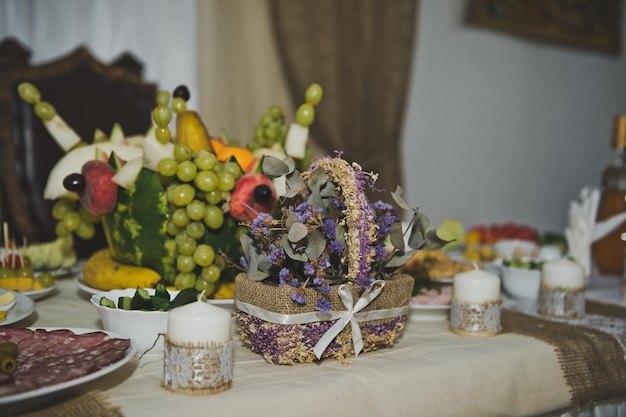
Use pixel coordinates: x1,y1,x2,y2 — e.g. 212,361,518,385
592,114,626,276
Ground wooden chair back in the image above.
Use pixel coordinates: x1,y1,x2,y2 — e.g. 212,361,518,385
0,38,157,257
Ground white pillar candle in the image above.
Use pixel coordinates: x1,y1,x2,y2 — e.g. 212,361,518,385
453,267,500,303
542,258,584,289
167,299,231,345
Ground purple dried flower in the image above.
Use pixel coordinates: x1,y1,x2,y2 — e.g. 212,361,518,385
329,241,343,255
319,284,331,295
279,268,290,286
291,290,306,304
316,297,332,313
313,276,324,286
240,255,249,269
251,212,273,239
322,219,336,240
268,246,286,264
303,262,315,276
374,245,387,261
319,258,330,269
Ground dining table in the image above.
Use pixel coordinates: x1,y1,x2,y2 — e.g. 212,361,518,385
4,265,626,417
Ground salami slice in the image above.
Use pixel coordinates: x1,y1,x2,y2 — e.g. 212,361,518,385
0,328,131,397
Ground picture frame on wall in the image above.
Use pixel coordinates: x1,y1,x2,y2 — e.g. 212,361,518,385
467,0,623,55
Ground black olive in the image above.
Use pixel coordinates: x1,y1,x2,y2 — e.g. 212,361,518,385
63,173,85,192
253,184,273,203
173,85,191,102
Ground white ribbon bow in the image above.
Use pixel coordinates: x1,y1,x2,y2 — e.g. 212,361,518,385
312,280,385,359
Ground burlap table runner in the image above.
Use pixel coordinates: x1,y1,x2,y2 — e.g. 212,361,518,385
14,390,122,417
502,304,626,408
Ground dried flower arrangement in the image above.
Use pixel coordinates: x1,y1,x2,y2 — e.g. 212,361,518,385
234,152,447,364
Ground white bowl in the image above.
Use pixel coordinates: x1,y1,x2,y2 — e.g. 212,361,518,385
500,266,541,302
90,288,235,354
494,239,539,259
90,289,169,354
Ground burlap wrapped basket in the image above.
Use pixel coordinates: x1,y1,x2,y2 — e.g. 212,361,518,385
234,272,414,365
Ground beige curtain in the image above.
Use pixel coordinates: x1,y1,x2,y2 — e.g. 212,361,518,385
198,0,418,198
269,0,419,197
198,0,293,144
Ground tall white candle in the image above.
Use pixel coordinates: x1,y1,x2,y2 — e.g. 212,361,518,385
453,267,500,303
167,299,231,345
542,258,584,289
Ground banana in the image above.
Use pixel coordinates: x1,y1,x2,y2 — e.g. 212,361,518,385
82,248,161,290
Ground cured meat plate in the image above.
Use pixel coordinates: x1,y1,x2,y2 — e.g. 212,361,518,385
0,327,136,414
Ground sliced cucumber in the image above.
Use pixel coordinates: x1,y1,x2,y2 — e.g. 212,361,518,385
117,296,132,310
99,297,116,309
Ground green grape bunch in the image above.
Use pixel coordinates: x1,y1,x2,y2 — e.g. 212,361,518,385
158,142,241,293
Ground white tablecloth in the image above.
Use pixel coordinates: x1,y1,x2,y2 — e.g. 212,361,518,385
7,275,593,417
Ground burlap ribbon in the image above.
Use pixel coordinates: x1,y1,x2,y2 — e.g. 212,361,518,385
502,304,626,407
14,390,121,417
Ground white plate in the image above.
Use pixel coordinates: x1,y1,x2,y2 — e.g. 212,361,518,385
0,289,35,325
35,262,82,278
22,281,58,301
409,303,451,322
76,275,235,305
0,327,136,411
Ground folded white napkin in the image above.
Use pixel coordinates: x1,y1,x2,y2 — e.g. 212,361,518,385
565,185,626,279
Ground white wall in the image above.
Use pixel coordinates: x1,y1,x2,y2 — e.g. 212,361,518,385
402,1,626,234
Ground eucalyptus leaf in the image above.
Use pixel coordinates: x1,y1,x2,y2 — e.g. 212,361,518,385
257,252,272,272
424,229,450,250
262,155,292,177
407,213,431,249
285,171,304,195
305,229,326,260
319,182,340,199
240,235,269,281
385,249,417,268
247,269,270,281
286,214,300,229
288,222,309,243
389,221,405,251
390,186,415,212
281,235,308,262
308,187,325,211
307,168,329,194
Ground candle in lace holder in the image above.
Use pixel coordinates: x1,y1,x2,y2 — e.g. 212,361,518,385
538,258,585,319
450,267,502,337
162,297,232,395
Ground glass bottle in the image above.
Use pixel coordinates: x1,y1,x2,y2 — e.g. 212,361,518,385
592,114,626,276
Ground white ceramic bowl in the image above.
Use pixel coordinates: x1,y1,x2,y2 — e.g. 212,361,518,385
494,239,539,259
90,289,168,354
500,266,541,302
90,288,235,354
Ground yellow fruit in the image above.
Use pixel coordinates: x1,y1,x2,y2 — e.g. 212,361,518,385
212,282,235,299
176,111,213,154
83,248,161,290
465,230,482,245
0,277,43,292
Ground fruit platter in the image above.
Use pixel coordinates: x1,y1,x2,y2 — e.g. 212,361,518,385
15,81,323,297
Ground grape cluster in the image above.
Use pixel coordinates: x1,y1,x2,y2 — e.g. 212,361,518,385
158,142,241,292
52,198,100,240
247,104,288,152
